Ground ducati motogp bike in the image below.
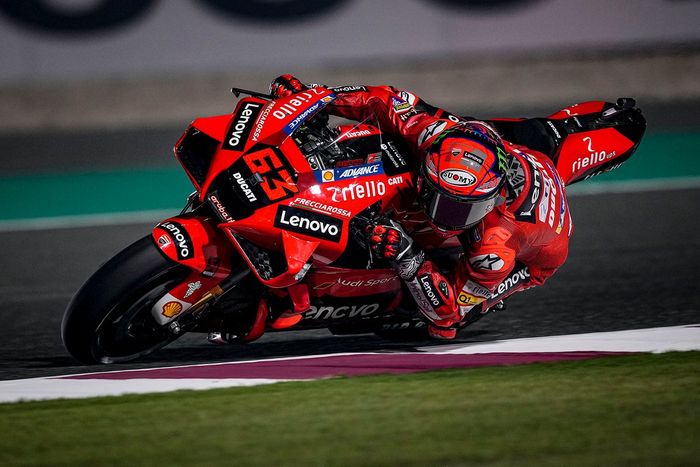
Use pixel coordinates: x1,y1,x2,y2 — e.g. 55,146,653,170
61,85,645,364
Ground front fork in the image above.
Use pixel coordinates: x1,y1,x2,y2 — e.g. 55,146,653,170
150,212,240,334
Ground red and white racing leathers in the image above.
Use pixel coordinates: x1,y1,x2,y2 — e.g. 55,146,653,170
328,85,572,327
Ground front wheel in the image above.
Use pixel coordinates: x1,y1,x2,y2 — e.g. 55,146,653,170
61,235,190,364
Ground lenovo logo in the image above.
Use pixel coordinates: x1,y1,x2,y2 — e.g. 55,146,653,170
223,102,263,151
160,221,194,260
274,205,342,242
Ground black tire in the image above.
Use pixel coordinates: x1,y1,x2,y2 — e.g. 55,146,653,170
374,323,430,342
61,235,189,364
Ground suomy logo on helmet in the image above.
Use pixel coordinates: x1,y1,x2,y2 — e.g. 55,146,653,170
439,169,477,187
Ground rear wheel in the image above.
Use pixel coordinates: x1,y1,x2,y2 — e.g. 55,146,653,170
61,235,189,364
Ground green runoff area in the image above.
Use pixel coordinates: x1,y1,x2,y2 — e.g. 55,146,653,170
1,352,698,466
1,132,698,465
0,131,699,221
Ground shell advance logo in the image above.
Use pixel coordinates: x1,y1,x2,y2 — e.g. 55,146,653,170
283,94,336,135
318,162,384,183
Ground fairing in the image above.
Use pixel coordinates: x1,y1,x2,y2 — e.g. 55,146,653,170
173,89,416,288
151,215,235,324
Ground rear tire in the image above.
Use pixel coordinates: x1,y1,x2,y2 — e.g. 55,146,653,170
374,322,429,342
61,235,189,364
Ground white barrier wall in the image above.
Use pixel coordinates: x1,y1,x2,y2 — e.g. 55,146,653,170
0,0,699,83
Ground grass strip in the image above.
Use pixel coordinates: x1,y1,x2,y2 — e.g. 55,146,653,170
1,351,698,466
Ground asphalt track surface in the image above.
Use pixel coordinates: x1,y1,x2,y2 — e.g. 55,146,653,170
1,101,698,382
1,187,698,381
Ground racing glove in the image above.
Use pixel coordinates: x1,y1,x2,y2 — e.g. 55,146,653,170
364,218,460,336
269,74,308,98
365,219,425,280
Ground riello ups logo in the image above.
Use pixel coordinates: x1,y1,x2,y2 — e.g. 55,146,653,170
274,205,343,242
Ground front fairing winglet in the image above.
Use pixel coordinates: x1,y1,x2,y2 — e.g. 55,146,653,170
223,223,319,288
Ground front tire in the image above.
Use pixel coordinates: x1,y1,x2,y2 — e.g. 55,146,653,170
61,235,189,364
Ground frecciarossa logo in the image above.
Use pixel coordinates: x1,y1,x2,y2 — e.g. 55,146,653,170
274,205,343,242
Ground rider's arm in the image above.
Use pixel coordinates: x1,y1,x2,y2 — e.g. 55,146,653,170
401,219,520,325
328,85,460,151
269,76,464,151
365,219,463,327
452,220,518,315
401,242,517,328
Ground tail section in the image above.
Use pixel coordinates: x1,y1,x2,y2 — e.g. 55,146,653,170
548,98,646,185
489,99,646,186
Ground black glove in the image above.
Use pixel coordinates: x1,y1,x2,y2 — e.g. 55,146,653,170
364,219,425,280
269,74,308,98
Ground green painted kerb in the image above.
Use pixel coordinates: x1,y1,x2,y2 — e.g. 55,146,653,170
0,168,193,220
592,131,700,181
0,132,698,221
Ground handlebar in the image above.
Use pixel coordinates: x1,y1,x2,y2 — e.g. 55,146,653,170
230,87,273,100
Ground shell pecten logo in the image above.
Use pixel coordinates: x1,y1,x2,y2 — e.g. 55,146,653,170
162,301,184,318
322,169,335,182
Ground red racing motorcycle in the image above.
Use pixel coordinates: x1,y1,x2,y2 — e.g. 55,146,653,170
61,86,645,364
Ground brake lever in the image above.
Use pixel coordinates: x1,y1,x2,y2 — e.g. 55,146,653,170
231,87,273,100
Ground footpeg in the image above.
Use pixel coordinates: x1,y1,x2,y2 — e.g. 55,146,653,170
207,332,235,345
600,97,636,121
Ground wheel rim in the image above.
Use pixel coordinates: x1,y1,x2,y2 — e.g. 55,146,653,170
92,272,183,363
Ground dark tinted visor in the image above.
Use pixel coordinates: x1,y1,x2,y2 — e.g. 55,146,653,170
420,177,497,230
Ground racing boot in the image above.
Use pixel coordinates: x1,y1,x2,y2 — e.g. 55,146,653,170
427,324,457,340
269,283,309,330
427,316,459,340
270,310,303,330
207,298,269,344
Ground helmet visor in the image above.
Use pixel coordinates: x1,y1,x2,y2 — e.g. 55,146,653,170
420,176,498,230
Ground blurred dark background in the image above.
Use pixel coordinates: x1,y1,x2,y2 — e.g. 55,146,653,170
0,0,698,175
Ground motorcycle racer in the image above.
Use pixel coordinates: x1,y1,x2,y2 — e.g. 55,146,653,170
269,74,572,340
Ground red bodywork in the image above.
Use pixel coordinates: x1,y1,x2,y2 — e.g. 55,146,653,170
151,91,644,331
548,101,637,184
153,89,413,324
